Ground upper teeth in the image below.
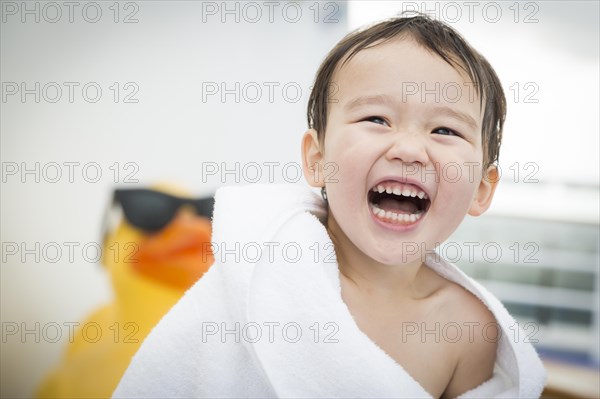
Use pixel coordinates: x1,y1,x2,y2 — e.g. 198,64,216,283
373,183,427,200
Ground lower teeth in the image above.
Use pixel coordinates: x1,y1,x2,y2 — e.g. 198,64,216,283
371,204,422,223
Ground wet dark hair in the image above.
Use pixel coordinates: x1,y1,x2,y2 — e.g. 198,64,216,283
307,13,505,169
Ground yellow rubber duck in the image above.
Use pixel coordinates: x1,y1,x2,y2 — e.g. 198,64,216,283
37,185,215,398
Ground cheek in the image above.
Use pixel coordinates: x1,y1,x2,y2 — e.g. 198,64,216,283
324,152,365,213
430,160,483,231
431,143,484,198
437,178,477,210
323,131,375,195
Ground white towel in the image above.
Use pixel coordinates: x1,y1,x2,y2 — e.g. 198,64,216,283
113,183,546,398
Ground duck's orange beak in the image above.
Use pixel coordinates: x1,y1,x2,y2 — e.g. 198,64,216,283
131,212,214,290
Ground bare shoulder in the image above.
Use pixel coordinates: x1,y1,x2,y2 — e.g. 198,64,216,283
434,279,498,398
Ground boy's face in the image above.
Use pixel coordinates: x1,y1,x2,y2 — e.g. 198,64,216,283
302,38,498,266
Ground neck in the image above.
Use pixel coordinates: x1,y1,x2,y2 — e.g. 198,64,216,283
327,215,431,301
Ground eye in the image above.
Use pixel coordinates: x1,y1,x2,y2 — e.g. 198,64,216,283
362,116,389,126
432,127,462,137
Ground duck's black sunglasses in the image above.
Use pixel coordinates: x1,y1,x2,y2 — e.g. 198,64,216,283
111,188,214,233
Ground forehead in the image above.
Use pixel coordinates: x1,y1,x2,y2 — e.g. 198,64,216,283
331,38,482,121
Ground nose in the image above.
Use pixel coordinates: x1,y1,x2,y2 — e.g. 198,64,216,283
384,129,429,166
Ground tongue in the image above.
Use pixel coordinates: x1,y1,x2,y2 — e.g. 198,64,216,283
378,197,418,214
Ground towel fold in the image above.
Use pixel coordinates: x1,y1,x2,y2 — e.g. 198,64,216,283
113,184,546,398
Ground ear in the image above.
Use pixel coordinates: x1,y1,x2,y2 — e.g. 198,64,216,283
301,128,325,188
468,165,499,216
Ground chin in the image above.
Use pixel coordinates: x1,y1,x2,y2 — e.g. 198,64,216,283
365,244,427,267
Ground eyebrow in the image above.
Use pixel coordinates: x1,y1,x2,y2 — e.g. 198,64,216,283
344,94,396,111
344,95,480,132
430,106,480,132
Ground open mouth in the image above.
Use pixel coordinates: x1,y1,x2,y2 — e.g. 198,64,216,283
368,181,431,225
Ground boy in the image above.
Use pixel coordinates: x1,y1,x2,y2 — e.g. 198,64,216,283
114,14,546,398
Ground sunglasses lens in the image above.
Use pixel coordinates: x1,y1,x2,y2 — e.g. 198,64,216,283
117,190,178,232
192,197,215,219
